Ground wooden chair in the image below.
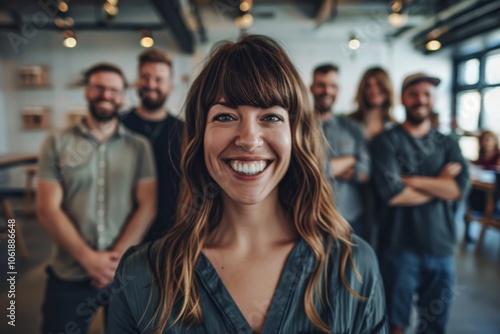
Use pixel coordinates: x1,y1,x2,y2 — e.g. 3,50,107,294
476,172,500,252
0,189,29,259
23,165,37,216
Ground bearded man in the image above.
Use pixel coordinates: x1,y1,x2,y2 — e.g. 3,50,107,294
311,63,370,238
122,49,184,243
37,63,156,333
371,72,470,334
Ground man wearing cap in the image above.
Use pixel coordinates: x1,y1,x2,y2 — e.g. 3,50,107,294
371,72,469,334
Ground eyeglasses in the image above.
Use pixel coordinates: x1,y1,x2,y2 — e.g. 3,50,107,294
87,85,124,97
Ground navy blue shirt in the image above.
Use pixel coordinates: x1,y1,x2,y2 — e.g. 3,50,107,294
371,125,470,256
121,110,184,243
107,236,388,333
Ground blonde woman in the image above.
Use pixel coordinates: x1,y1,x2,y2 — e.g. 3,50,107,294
107,35,387,334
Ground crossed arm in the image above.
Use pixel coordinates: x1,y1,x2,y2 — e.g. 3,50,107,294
388,162,462,206
36,178,156,289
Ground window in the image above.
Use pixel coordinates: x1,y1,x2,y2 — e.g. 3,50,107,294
458,58,479,85
453,45,500,133
485,52,500,84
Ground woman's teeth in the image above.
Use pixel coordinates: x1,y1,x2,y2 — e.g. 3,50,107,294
229,160,267,175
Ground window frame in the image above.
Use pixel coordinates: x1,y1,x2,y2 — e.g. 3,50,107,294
452,44,500,131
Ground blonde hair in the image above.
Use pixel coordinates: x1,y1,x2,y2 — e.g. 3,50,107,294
148,35,360,333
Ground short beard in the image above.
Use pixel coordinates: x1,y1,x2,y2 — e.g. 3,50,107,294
405,108,429,125
139,89,167,111
88,103,118,122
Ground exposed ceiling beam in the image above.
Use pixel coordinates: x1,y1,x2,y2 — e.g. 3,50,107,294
315,0,338,28
150,0,195,53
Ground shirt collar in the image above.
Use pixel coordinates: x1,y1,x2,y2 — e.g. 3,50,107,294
76,117,126,139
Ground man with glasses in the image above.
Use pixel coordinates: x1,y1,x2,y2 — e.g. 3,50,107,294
122,49,184,243
36,63,157,333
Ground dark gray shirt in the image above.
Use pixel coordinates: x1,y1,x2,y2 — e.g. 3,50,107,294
371,125,470,256
37,122,156,280
107,236,388,334
322,116,371,222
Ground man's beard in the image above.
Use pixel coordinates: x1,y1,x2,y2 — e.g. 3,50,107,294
314,94,335,114
139,88,167,111
405,106,430,125
88,99,119,122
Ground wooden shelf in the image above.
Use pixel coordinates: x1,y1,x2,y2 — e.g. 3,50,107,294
21,107,51,130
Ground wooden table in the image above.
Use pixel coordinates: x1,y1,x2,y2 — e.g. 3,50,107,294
0,153,39,170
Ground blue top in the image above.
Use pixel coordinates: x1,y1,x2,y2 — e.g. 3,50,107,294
107,235,388,333
322,115,371,222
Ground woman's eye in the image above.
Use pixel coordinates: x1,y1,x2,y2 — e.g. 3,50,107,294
213,113,235,122
263,114,283,123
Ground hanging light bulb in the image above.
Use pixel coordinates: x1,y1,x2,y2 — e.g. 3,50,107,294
239,1,251,12
426,40,442,51
140,30,154,48
235,13,254,29
103,1,119,17
388,12,408,28
348,33,361,50
63,30,77,48
58,1,69,13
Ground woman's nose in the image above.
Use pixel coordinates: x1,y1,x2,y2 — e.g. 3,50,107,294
234,120,264,152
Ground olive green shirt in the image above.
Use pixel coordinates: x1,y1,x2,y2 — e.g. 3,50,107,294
38,121,156,280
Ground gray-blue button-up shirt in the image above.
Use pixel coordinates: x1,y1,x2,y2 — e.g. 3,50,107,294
107,236,388,333
322,116,371,222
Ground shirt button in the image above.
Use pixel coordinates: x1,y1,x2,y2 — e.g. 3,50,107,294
99,161,106,168
97,224,105,232
98,237,106,245
97,210,104,217
98,178,105,186
99,146,106,152
98,194,104,201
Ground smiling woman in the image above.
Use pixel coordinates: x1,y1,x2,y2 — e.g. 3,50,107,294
107,35,388,334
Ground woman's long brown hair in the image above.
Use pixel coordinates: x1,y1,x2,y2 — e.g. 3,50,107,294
146,35,361,333
350,66,395,125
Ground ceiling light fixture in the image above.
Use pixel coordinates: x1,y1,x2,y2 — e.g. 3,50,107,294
58,1,69,13
235,1,254,30
63,30,77,48
388,0,409,28
235,13,254,30
426,40,442,51
388,12,408,28
348,33,361,50
103,0,119,17
239,1,251,12
140,30,154,48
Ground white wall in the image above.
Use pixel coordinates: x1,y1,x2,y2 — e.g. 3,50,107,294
0,6,456,185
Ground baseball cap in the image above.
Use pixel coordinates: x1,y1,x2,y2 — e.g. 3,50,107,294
402,72,441,92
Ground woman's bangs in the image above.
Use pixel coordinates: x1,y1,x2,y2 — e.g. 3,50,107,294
214,47,292,110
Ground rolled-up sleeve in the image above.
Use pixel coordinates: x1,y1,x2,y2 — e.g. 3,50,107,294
446,138,470,198
371,134,405,204
37,132,60,181
134,137,156,182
